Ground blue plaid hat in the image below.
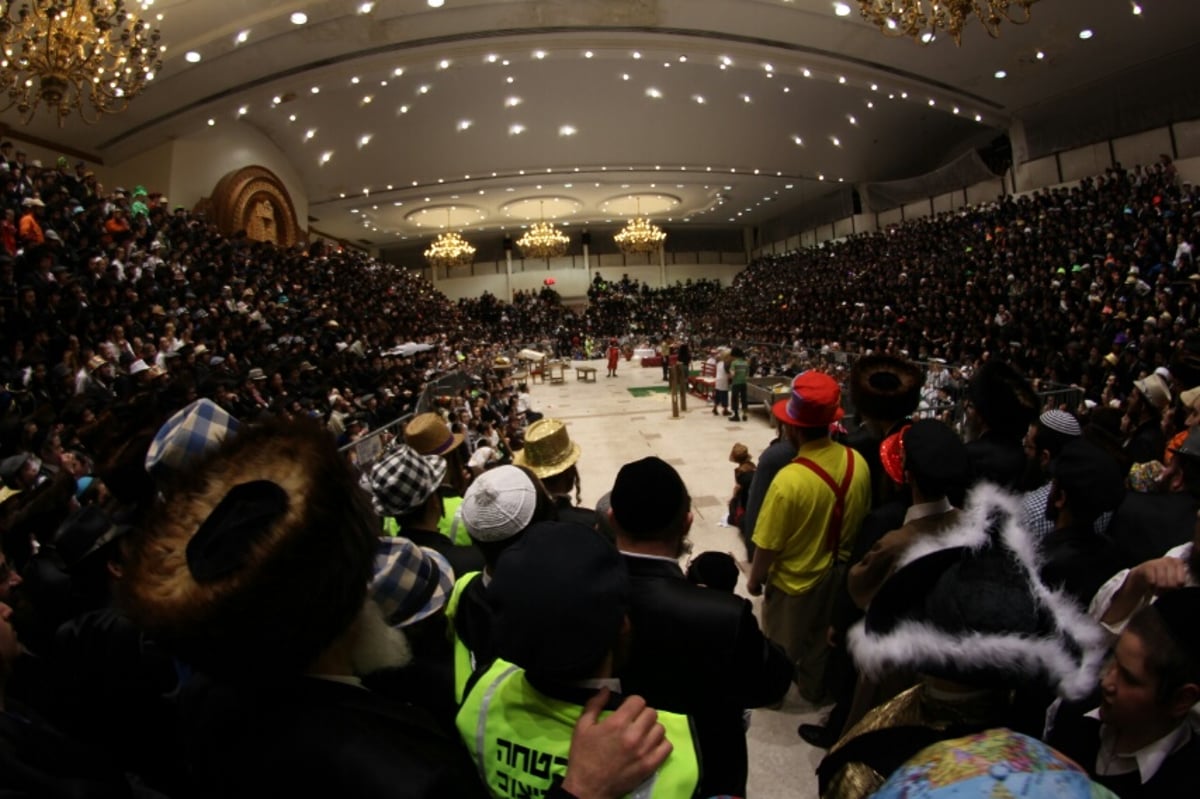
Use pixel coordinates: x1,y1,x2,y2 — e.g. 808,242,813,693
145,399,240,480
368,444,446,517
370,537,453,627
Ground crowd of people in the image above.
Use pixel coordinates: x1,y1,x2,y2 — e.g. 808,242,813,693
0,140,1198,798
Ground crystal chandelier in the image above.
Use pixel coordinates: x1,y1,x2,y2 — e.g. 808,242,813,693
424,208,476,269
614,199,666,255
858,0,1036,45
0,1,165,125
517,200,569,259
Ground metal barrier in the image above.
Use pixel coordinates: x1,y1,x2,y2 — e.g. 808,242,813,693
339,368,476,468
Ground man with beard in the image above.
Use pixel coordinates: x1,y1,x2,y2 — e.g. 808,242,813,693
607,456,791,797
1020,409,1083,536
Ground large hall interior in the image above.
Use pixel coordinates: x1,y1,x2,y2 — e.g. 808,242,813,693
1,1,1200,798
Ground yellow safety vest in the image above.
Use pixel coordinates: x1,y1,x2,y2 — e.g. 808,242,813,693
445,570,482,704
456,659,700,799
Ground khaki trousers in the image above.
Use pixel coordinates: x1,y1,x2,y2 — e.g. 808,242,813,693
762,564,844,705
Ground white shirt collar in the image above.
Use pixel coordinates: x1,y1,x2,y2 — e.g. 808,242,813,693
1086,707,1193,783
903,496,953,525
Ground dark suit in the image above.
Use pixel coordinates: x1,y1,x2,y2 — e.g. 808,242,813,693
618,553,792,796
1107,491,1198,570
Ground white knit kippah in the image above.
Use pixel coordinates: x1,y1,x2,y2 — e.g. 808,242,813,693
1039,409,1081,437
461,465,537,543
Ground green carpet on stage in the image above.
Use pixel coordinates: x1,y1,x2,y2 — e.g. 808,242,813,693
627,385,673,398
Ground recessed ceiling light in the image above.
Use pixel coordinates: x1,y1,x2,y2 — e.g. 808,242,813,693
802,68,812,77
632,51,641,59
398,104,409,114
678,55,687,62
185,50,201,63
485,54,498,64
457,119,473,131
870,83,878,91
663,61,671,68
438,59,451,69
927,98,935,106
900,91,908,98
783,86,790,93
393,67,404,76
288,114,296,121
509,123,525,135
559,124,577,136
428,0,444,7
740,94,752,103
237,105,248,116
952,106,960,114
838,75,846,84
693,94,705,103
645,87,662,98
418,85,429,94
583,50,594,59
994,69,1007,79
207,118,215,126
866,101,873,108
235,30,250,44
271,95,282,105
831,136,841,146
506,76,514,84
763,63,774,72
1079,28,1094,39
502,59,510,66
361,95,373,104
833,2,852,16
921,32,936,43
358,134,372,148
792,135,803,145
847,114,857,124
320,151,333,164
1036,50,1046,60
290,12,307,25
304,128,316,140
621,73,630,81
310,86,320,94
350,76,360,84
974,113,983,122
380,80,388,86
1131,2,1143,14
533,50,547,59
358,2,374,13
505,96,522,107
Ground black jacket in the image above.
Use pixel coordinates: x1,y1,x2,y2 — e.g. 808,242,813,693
618,554,792,796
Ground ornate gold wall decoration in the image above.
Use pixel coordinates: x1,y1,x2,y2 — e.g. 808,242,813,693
201,166,304,247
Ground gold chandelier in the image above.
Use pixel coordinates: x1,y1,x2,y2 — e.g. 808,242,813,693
424,208,476,269
614,198,666,255
0,1,165,125
858,0,1036,45
516,200,569,259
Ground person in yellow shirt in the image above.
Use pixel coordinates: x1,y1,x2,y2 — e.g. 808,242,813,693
748,372,871,704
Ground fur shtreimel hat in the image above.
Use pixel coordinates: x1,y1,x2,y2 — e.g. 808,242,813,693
122,417,379,680
849,355,923,423
847,483,1107,701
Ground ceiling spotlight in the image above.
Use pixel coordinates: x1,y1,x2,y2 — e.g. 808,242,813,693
358,134,372,148
237,105,248,116
1036,50,1046,60
288,114,296,121
921,32,936,43
621,73,630,81
304,128,316,140
833,2,852,16
398,105,409,114
533,50,547,59
310,86,320,94
792,135,803,145
802,68,812,77
693,94,706,104
418,85,430,94
847,115,857,124
393,67,405,76
994,69,1007,79
319,151,333,164
438,59,451,69
351,76,360,84
290,12,307,25
358,2,375,13
1131,2,1143,14
740,94,752,103
645,87,662,98
207,118,215,126
632,51,641,59
505,96,522,107
457,119,472,131
559,124,577,136
485,54,498,63
831,136,841,147
272,95,282,104
509,123,525,135
974,113,983,122
1079,28,1094,39
361,95,373,104
428,0,445,7
584,50,594,58
185,51,201,63
235,30,250,44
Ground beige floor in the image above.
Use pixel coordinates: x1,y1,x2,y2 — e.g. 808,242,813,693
526,360,826,798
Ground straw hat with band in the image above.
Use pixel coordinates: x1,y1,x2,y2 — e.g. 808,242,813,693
404,412,465,456
513,418,581,479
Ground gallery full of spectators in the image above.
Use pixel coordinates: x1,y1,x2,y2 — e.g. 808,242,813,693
0,143,1199,798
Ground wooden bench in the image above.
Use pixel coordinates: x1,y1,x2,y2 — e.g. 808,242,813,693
688,361,717,399
576,366,597,382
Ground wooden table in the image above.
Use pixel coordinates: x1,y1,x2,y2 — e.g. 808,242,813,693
575,366,597,382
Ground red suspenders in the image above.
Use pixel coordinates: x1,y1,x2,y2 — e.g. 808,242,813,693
792,447,856,560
